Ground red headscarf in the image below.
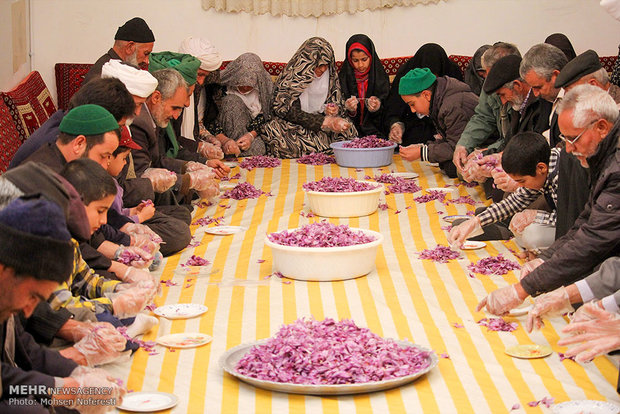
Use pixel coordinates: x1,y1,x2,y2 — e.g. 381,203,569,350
347,42,372,120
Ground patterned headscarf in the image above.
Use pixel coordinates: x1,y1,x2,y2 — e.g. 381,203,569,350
219,53,274,121
272,37,342,117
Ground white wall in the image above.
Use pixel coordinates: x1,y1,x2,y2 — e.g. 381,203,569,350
0,0,31,92
5,0,619,103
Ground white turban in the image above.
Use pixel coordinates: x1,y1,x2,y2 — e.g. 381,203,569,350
179,37,222,72
101,59,158,98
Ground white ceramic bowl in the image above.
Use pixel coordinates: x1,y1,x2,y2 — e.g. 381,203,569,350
265,228,383,281
304,181,383,218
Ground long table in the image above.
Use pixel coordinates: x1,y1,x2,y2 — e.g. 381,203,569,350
111,156,619,413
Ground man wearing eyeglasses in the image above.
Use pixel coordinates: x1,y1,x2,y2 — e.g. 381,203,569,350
477,84,620,316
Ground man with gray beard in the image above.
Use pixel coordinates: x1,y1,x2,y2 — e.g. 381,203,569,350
83,17,155,84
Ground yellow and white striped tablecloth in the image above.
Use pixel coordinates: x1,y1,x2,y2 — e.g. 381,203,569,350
113,156,619,413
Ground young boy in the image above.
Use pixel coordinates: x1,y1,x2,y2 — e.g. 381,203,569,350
449,131,559,252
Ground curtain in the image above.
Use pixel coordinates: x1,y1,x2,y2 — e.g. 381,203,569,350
201,0,442,17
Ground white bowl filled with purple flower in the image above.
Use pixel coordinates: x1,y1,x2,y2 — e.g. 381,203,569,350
330,135,397,168
265,222,383,281
302,177,383,217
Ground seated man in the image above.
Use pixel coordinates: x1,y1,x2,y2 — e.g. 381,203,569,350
397,67,478,178
449,132,559,254
83,16,155,84
0,196,125,412
477,85,620,315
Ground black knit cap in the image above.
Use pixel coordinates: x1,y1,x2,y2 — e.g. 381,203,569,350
0,196,74,284
114,17,155,43
483,55,522,94
554,50,602,88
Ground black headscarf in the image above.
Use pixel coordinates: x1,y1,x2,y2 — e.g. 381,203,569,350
544,33,577,61
339,34,390,138
383,43,463,145
464,44,491,96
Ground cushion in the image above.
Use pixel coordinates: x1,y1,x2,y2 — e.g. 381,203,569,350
0,71,56,142
55,63,92,110
0,98,23,173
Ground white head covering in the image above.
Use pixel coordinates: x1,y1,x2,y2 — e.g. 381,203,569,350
227,88,262,118
178,37,222,72
299,68,330,114
101,59,158,98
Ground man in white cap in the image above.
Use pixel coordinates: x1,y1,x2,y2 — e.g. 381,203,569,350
173,37,232,157
101,59,158,117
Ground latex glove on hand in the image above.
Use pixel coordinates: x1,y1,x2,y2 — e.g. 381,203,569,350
453,145,469,173
324,103,339,116
509,209,538,235
525,286,574,332
366,96,381,112
223,139,241,156
388,123,403,144
73,324,127,366
122,267,156,284
67,366,126,414
111,281,156,318
206,159,231,179
491,168,519,193
188,168,217,192
558,302,620,362
448,217,482,249
321,116,351,133
345,96,359,112
236,132,254,152
141,168,176,193
113,245,153,269
122,223,162,245
476,284,524,315
519,258,544,280
197,182,220,200
197,141,224,160
399,144,422,162
184,160,210,172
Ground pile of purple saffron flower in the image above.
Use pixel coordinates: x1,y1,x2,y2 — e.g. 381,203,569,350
268,222,375,248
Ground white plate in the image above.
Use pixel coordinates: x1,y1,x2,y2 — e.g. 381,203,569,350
425,187,455,194
156,333,213,348
442,215,471,223
153,304,208,320
390,172,419,179
219,339,437,395
552,400,620,414
460,240,486,250
204,226,246,235
117,391,178,412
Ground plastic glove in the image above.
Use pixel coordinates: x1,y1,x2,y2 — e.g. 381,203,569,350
113,245,153,269
367,96,381,112
198,141,224,160
188,168,217,191
223,139,241,156
185,160,210,172
388,123,403,144
525,286,574,332
491,168,519,193
519,258,544,280
73,324,127,366
324,103,339,116
141,168,177,193
236,132,254,152
206,159,230,178
121,267,155,284
558,303,620,362
128,201,155,223
345,96,359,112
509,209,538,235
476,284,524,315
197,182,220,200
321,116,351,133
67,366,126,413
132,235,160,256
59,321,118,343
122,222,163,245
111,281,156,318
448,217,482,249
453,145,469,172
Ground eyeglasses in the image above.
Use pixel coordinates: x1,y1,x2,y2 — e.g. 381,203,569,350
559,120,597,145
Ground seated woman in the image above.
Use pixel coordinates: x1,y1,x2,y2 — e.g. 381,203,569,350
262,37,356,158
339,34,390,139
218,53,273,156
464,44,491,96
383,43,463,147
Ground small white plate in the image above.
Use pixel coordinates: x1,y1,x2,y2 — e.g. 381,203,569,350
156,333,213,348
552,400,620,414
442,214,471,223
505,344,552,359
117,391,179,412
390,172,419,179
153,304,208,320
425,187,455,194
460,240,486,250
204,226,246,235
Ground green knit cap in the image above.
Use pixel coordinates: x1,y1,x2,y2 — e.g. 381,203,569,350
59,104,119,136
399,68,437,95
148,51,200,85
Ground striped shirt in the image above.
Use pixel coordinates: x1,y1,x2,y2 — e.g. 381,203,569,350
478,147,560,227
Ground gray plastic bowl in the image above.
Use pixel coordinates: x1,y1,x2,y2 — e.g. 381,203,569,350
330,141,397,168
